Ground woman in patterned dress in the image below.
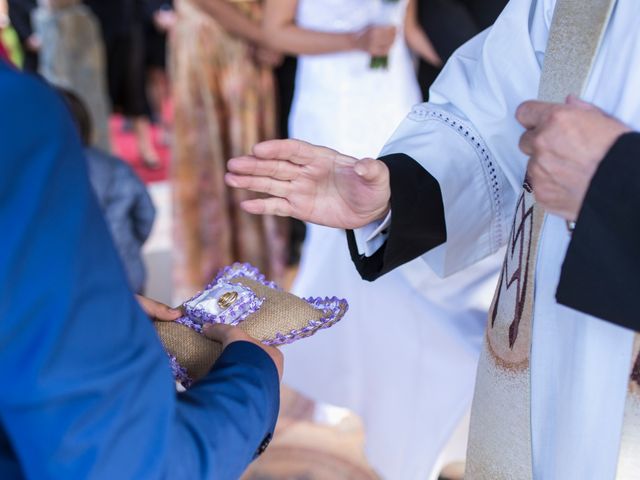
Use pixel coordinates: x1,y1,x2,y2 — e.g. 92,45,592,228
171,0,287,300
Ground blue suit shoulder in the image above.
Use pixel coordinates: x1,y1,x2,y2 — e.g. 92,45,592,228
0,64,84,173
0,65,65,125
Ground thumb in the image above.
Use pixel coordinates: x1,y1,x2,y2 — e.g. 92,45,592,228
354,158,388,183
202,323,234,345
136,295,182,321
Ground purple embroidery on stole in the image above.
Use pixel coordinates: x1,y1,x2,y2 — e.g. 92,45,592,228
491,186,536,349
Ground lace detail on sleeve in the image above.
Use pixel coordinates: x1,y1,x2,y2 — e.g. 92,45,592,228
408,104,506,251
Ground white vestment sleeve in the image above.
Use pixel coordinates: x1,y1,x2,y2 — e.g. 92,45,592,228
375,0,552,277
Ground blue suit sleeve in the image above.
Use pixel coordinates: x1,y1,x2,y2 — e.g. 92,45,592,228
169,342,279,479
0,65,278,480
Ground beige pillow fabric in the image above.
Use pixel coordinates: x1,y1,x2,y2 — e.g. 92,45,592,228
155,263,348,386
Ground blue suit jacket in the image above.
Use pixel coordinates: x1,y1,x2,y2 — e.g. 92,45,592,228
0,62,279,479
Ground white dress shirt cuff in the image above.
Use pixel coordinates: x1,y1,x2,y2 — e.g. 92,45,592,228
353,211,392,257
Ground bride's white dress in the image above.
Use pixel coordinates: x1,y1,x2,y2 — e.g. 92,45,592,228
285,1,502,477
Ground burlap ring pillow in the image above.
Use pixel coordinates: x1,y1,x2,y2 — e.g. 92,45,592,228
154,263,349,387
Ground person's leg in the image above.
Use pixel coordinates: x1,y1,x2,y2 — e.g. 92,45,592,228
145,24,169,127
274,55,305,265
146,66,170,145
124,26,159,168
147,67,164,121
133,115,160,168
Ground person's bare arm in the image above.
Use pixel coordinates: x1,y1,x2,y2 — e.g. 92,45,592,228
404,0,442,67
190,0,265,44
262,0,396,56
262,0,356,54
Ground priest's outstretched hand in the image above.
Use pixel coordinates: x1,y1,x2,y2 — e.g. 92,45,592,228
225,139,391,229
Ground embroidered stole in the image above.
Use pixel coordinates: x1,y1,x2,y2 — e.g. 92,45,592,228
464,0,640,477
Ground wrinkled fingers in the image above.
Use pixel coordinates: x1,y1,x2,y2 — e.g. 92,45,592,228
240,197,294,217
253,138,343,166
227,156,300,180
225,173,292,198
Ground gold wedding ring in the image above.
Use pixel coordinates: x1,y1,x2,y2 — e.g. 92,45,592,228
218,291,239,309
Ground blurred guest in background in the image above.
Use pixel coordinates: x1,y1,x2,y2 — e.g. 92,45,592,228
0,0,24,67
7,0,38,71
404,0,442,73
258,0,501,477
274,55,295,140
34,0,111,151
170,0,287,300
59,88,155,294
416,0,507,100
144,0,174,142
85,0,160,168
0,30,9,63
273,54,305,267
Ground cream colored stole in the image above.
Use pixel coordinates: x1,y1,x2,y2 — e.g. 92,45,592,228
464,0,640,477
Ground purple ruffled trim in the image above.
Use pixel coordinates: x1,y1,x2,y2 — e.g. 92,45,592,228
185,291,264,327
176,314,203,333
169,354,192,388
261,296,349,346
178,264,268,331
214,262,281,290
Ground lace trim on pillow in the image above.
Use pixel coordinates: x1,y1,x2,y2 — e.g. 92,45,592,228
214,262,281,290
262,296,349,346
178,266,267,332
169,354,192,388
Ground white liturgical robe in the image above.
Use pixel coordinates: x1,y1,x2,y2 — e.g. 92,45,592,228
284,1,502,478
357,0,640,477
